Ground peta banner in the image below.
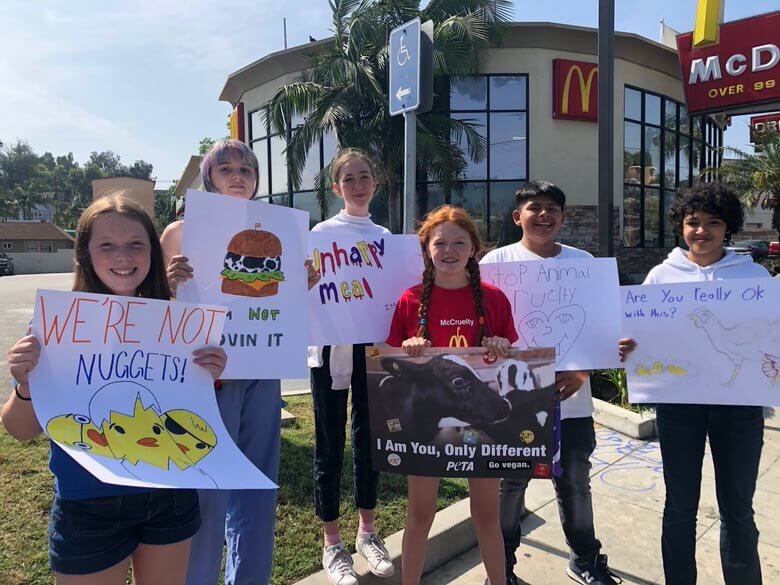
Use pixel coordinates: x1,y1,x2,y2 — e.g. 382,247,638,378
307,232,423,345
621,278,780,406
482,258,622,371
366,347,557,478
28,290,276,490
178,190,309,379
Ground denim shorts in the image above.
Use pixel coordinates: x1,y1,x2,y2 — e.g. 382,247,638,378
49,489,200,575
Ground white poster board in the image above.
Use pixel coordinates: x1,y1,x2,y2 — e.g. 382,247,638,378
28,290,276,490
621,278,780,406
178,190,309,379
482,258,622,370
308,233,422,345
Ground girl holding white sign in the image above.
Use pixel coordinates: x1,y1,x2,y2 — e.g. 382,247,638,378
308,148,395,585
619,183,769,585
386,205,518,585
160,139,297,585
2,196,227,584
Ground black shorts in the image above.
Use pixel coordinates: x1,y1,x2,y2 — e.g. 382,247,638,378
49,489,200,575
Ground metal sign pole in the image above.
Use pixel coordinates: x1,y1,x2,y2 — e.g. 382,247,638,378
403,111,417,234
598,0,615,257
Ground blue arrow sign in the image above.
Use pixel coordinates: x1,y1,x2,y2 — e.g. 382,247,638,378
389,18,421,117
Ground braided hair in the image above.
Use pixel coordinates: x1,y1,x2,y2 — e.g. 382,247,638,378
415,205,488,345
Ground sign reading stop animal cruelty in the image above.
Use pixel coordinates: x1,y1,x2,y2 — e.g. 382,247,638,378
621,278,780,406
178,190,309,379
307,232,423,345
28,290,276,490
366,347,557,478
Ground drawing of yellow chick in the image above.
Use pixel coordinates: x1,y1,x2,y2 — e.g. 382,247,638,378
47,413,114,457
667,364,688,376
636,364,652,376
162,410,217,465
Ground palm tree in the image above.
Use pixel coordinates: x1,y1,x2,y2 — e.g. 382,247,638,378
712,130,780,240
12,183,45,221
0,190,16,221
265,0,512,230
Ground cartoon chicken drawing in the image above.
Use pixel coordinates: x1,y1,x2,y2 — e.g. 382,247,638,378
162,410,217,464
47,413,114,457
88,382,194,471
688,308,780,385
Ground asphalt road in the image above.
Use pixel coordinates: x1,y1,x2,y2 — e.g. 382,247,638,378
0,273,74,402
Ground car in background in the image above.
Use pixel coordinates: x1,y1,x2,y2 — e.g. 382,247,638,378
770,242,780,258
726,240,770,261
0,252,14,276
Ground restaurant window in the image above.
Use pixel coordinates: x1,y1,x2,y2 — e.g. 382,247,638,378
622,86,723,248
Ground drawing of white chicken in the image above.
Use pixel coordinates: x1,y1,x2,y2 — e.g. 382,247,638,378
688,308,780,385
763,354,780,385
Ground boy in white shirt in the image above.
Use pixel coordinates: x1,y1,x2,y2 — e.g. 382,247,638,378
481,181,620,585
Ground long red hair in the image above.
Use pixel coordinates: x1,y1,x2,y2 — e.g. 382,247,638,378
416,205,487,343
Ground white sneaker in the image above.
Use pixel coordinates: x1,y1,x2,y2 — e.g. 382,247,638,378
322,544,358,585
355,532,394,577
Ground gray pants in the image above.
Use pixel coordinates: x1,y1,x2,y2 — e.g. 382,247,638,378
500,417,600,572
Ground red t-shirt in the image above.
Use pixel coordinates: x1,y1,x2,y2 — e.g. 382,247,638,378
386,282,518,348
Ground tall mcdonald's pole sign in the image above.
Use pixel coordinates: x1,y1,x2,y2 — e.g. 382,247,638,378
553,59,598,122
677,0,780,115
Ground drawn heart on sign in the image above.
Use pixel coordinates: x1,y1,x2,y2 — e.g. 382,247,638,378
517,304,586,365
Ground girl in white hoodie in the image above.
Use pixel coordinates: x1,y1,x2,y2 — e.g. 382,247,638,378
620,183,768,585
308,148,394,585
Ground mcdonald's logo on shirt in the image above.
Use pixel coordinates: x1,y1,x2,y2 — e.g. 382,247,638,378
552,59,598,123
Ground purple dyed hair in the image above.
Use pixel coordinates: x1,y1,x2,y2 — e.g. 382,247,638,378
200,139,260,197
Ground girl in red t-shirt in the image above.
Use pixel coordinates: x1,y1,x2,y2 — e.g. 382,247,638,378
386,205,517,585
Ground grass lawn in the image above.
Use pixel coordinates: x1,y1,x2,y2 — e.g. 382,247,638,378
0,394,469,585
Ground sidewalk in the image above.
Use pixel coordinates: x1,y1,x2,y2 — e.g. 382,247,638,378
421,418,780,585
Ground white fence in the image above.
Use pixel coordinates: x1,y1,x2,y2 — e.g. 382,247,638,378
9,250,75,274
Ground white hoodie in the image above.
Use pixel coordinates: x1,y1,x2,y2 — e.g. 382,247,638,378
307,211,391,389
644,247,770,285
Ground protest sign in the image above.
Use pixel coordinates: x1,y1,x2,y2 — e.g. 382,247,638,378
366,347,557,478
307,232,422,345
178,190,309,379
482,258,622,370
621,278,780,406
28,290,276,489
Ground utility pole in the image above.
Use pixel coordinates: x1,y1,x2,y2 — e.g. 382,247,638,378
598,0,615,257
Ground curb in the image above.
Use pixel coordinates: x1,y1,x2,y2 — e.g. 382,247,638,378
293,499,477,585
592,398,657,439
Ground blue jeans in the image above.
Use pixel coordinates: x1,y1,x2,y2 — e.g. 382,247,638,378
500,417,600,569
657,404,763,585
311,345,378,522
186,379,281,585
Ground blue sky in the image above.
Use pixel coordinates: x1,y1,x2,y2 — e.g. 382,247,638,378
0,0,776,186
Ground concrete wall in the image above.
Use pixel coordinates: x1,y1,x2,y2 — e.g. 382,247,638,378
11,249,75,274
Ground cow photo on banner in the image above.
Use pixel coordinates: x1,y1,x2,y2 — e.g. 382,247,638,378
177,190,309,379
308,232,423,345
622,278,780,406
366,347,557,478
482,258,622,371
28,290,277,490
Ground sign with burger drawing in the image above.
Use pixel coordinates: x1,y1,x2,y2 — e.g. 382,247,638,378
177,190,309,379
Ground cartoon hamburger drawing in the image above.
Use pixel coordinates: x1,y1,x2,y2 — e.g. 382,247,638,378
220,224,284,297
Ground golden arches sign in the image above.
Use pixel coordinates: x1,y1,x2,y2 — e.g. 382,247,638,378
448,326,469,348
561,65,598,115
693,0,725,48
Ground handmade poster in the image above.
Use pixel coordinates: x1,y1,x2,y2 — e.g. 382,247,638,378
621,278,780,406
481,258,622,370
178,190,309,379
366,347,557,478
308,232,422,345
28,290,276,489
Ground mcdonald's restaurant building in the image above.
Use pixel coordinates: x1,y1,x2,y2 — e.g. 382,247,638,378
219,22,725,280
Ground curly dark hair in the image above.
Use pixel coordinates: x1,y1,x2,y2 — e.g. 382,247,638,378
668,182,744,239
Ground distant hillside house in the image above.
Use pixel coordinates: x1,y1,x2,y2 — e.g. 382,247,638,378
0,222,75,253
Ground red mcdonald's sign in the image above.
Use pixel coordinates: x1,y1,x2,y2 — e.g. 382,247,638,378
553,59,598,122
677,11,780,115
749,113,780,143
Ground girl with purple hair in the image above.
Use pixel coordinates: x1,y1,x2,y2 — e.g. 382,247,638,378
161,139,316,585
